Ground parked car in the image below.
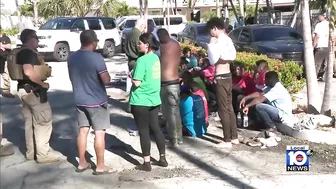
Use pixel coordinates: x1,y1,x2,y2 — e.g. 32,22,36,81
17,17,121,62
177,23,210,49
119,16,156,53
228,24,304,63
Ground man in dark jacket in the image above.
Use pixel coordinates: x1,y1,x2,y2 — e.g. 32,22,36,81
0,25,14,98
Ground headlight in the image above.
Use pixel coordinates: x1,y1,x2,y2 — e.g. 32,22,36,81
266,53,282,59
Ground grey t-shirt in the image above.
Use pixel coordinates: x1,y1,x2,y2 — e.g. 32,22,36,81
67,50,108,107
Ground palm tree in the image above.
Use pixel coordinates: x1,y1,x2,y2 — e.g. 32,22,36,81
187,0,197,19
321,0,336,116
238,0,245,18
290,0,301,28
301,0,322,114
254,0,259,24
216,0,220,17
114,2,138,17
265,0,274,24
38,0,70,19
32,0,39,24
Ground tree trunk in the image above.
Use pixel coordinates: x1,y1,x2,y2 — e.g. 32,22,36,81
302,0,322,114
167,0,171,33
254,0,259,24
239,0,245,18
266,0,274,24
321,5,335,116
33,0,39,25
139,0,144,17
174,0,177,15
291,2,301,28
187,0,197,20
229,0,239,22
216,0,220,17
144,0,148,32
15,0,24,31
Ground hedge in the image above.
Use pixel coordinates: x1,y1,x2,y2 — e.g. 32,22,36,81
180,42,306,95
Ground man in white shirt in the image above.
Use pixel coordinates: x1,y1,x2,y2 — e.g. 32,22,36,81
240,71,292,132
313,15,329,78
206,17,238,148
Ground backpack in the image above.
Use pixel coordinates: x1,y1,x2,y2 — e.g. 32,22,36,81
7,47,51,81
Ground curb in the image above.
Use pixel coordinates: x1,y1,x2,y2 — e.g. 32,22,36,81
276,123,336,145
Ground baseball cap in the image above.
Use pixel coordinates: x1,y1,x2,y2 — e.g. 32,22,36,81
80,30,99,46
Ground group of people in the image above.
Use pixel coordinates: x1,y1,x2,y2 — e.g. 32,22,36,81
0,16,299,175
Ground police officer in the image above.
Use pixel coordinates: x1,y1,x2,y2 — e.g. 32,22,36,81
0,25,14,98
16,29,58,163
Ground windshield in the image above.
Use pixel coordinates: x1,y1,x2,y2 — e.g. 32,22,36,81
116,17,126,26
253,27,302,42
196,25,209,35
40,18,74,30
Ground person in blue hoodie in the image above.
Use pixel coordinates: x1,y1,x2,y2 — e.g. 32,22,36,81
179,87,207,137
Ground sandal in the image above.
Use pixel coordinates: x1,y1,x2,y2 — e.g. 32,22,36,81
93,167,117,175
75,163,91,173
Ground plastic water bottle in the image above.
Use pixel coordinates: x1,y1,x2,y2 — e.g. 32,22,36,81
237,113,242,127
243,113,249,128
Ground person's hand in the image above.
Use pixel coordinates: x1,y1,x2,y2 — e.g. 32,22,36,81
41,82,49,89
239,98,246,108
209,37,217,44
242,107,249,114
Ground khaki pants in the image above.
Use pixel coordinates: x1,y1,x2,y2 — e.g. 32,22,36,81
0,62,11,92
18,89,53,159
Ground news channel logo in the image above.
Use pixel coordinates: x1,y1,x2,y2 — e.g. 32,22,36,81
286,145,312,171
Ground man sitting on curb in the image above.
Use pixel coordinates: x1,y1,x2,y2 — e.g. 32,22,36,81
240,71,292,132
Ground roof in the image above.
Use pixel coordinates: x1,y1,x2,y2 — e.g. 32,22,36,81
52,17,116,21
241,24,293,29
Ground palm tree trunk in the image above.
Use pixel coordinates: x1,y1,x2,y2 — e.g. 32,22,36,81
174,0,177,15
321,2,335,116
15,0,24,31
32,0,39,25
265,0,274,24
139,0,144,17
291,1,301,28
239,0,245,18
302,0,322,114
216,0,220,17
254,0,259,24
229,0,239,22
222,0,228,19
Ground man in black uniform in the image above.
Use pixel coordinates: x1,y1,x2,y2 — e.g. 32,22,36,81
16,29,58,163
0,25,14,98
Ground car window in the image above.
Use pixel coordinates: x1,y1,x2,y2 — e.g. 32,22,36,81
101,19,116,29
195,25,208,35
124,19,136,28
40,18,74,30
183,26,190,33
190,27,196,36
239,28,250,42
87,19,101,30
253,27,302,42
70,20,85,30
169,17,183,25
153,17,164,26
229,28,242,41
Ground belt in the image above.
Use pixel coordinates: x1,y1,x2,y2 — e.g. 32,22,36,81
316,47,328,50
161,79,180,86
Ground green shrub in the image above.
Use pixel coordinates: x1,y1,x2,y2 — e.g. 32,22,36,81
179,42,306,95
0,27,19,36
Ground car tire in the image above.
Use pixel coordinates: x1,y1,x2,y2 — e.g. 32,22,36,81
103,40,115,58
53,42,70,62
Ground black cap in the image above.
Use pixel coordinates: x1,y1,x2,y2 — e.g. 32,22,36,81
80,30,99,46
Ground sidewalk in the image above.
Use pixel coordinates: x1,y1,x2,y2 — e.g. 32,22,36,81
1,59,336,189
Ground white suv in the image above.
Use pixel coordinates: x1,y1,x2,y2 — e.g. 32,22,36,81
21,17,121,62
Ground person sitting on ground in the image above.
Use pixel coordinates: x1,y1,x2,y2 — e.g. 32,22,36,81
179,87,207,137
254,60,269,91
240,71,292,132
182,47,198,69
197,52,207,68
232,62,257,115
181,71,209,124
200,58,215,86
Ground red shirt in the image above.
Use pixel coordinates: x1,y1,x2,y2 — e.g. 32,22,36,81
232,73,257,95
255,71,266,91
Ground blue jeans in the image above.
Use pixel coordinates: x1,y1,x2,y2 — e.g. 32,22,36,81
255,103,281,129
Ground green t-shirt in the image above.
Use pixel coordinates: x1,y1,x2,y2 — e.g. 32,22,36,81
130,53,161,107
193,77,209,100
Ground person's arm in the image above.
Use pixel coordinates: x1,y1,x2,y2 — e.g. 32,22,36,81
96,54,110,84
18,49,48,88
132,57,146,87
244,96,267,109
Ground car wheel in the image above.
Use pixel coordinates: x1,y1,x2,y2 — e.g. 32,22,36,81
53,42,69,62
103,40,115,58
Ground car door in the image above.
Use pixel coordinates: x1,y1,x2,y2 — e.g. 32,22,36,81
69,19,86,51
85,18,104,50
237,28,253,52
179,26,189,43
228,27,242,49
188,27,197,45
